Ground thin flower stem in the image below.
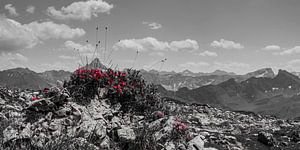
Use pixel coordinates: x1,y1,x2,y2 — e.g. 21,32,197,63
104,26,108,61
76,48,84,66
131,50,139,69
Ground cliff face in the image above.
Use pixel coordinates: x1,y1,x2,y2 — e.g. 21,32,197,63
1,86,300,150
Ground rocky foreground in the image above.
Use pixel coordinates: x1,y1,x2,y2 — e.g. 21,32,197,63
1,67,300,150
0,87,300,150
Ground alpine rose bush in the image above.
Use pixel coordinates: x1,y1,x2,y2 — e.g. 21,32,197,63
154,111,165,118
170,117,189,140
174,119,188,132
65,67,160,113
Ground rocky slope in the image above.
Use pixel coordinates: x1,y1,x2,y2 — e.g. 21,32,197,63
1,66,300,150
1,85,300,150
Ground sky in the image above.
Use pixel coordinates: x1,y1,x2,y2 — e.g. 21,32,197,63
0,0,300,74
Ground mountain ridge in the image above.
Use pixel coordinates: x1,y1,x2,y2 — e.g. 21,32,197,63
140,67,276,91
159,69,300,119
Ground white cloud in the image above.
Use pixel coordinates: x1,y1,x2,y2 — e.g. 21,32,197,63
179,62,209,68
47,0,113,21
59,55,77,60
149,52,165,57
63,40,99,61
113,37,199,52
0,16,39,52
199,50,218,57
274,46,300,55
287,59,300,66
143,22,162,29
4,4,19,16
64,41,94,53
210,39,244,49
25,21,85,40
26,5,35,14
4,53,28,62
287,59,300,71
0,53,28,70
263,45,281,51
113,37,170,52
0,16,85,52
170,39,199,51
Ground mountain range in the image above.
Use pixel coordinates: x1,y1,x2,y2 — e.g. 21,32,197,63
140,68,276,91
0,68,70,90
0,58,109,90
159,69,300,119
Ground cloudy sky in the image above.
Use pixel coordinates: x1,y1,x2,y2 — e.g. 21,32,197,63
1,0,300,74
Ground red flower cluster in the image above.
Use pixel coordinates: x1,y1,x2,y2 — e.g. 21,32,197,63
75,68,109,80
155,111,165,118
74,68,129,94
31,97,40,101
43,88,49,93
173,118,188,132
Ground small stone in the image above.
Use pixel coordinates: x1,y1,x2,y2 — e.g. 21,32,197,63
100,136,111,149
3,126,18,143
281,141,288,146
19,123,32,139
27,98,55,112
257,131,275,146
98,88,108,99
45,112,53,121
165,141,176,150
0,97,5,105
117,127,136,142
111,116,122,128
42,122,49,129
187,135,204,150
55,107,71,117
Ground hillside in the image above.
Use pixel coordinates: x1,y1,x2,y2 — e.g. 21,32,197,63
39,70,72,86
160,69,300,119
0,68,51,90
0,68,73,90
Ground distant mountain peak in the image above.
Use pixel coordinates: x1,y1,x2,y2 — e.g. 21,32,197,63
181,69,195,76
260,68,273,72
276,69,299,80
278,69,289,74
211,70,236,76
149,69,159,74
213,69,226,73
86,58,107,69
182,69,193,74
182,69,193,72
5,67,35,75
246,68,275,78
